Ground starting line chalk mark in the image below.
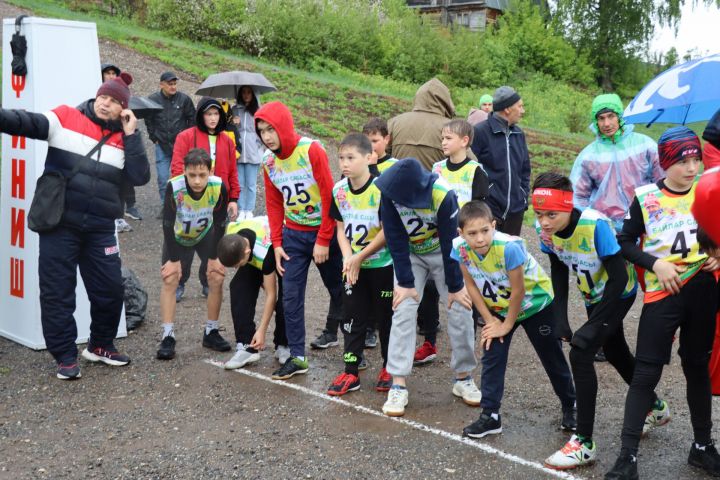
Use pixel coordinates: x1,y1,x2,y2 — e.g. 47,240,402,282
205,359,585,480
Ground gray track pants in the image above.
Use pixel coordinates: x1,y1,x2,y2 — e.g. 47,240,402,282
387,251,477,377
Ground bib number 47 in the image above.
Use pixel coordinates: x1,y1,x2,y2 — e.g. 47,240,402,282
670,229,697,259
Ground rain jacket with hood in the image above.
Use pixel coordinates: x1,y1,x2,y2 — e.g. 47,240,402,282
170,96,240,202
388,78,455,170
470,112,530,221
254,101,336,248
570,94,662,231
703,107,720,169
375,158,464,293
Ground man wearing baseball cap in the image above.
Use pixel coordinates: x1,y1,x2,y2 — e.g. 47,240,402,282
146,71,196,209
0,71,150,380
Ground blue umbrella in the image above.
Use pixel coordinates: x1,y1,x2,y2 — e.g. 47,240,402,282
623,52,720,126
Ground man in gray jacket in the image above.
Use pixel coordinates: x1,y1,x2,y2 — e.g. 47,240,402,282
145,71,195,204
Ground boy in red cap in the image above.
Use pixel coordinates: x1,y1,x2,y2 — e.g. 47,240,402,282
606,126,720,479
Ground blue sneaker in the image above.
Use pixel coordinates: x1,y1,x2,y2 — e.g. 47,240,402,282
175,284,185,303
56,361,81,380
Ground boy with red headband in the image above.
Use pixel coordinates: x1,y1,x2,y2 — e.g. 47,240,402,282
530,173,668,471
606,127,720,479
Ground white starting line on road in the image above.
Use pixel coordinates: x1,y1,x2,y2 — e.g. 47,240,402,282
205,359,585,480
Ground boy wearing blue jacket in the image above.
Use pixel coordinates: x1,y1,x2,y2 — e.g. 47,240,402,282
375,158,478,417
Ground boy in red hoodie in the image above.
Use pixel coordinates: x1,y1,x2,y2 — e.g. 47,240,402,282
254,101,344,380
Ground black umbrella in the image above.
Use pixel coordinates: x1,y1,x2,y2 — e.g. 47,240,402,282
195,71,277,100
129,96,162,119
10,15,28,77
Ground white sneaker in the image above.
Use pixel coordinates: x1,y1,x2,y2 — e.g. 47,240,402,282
274,345,291,365
224,347,260,370
115,218,133,233
245,210,254,219
452,377,482,406
544,435,597,470
382,387,409,417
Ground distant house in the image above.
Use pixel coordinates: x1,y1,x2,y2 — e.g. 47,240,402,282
406,0,510,31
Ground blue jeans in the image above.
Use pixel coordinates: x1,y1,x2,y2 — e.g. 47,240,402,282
155,144,172,201
480,304,576,413
237,163,260,212
281,227,343,358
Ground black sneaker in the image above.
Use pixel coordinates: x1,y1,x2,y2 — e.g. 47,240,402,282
271,357,309,380
688,440,720,476
201,285,209,298
562,406,577,432
463,412,502,438
594,347,608,362
605,452,639,480
358,356,369,370
203,329,231,351
56,361,81,380
364,329,378,349
310,331,339,349
157,336,176,360
81,345,131,366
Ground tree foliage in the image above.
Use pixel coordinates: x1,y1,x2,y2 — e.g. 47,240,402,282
552,0,720,92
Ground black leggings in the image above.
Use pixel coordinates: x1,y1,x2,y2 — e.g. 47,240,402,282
620,359,712,451
229,265,287,348
569,294,645,438
341,266,393,375
620,272,717,451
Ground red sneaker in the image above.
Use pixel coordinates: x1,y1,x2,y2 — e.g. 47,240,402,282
413,340,437,365
376,367,392,392
327,372,360,396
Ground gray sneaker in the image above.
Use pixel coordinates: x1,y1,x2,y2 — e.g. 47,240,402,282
310,331,339,349
224,347,260,370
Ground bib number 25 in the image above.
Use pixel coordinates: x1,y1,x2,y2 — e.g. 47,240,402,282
281,183,311,206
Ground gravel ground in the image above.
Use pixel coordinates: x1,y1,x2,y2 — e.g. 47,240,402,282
1,3,719,479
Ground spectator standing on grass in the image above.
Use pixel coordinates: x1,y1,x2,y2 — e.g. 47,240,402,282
0,72,150,380
101,63,140,232
145,71,196,213
170,96,240,302
467,93,493,126
470,86,530,236
388,78,456,171
233,86,265,219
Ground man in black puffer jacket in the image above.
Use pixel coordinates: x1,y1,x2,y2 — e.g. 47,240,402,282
0,72,150,380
